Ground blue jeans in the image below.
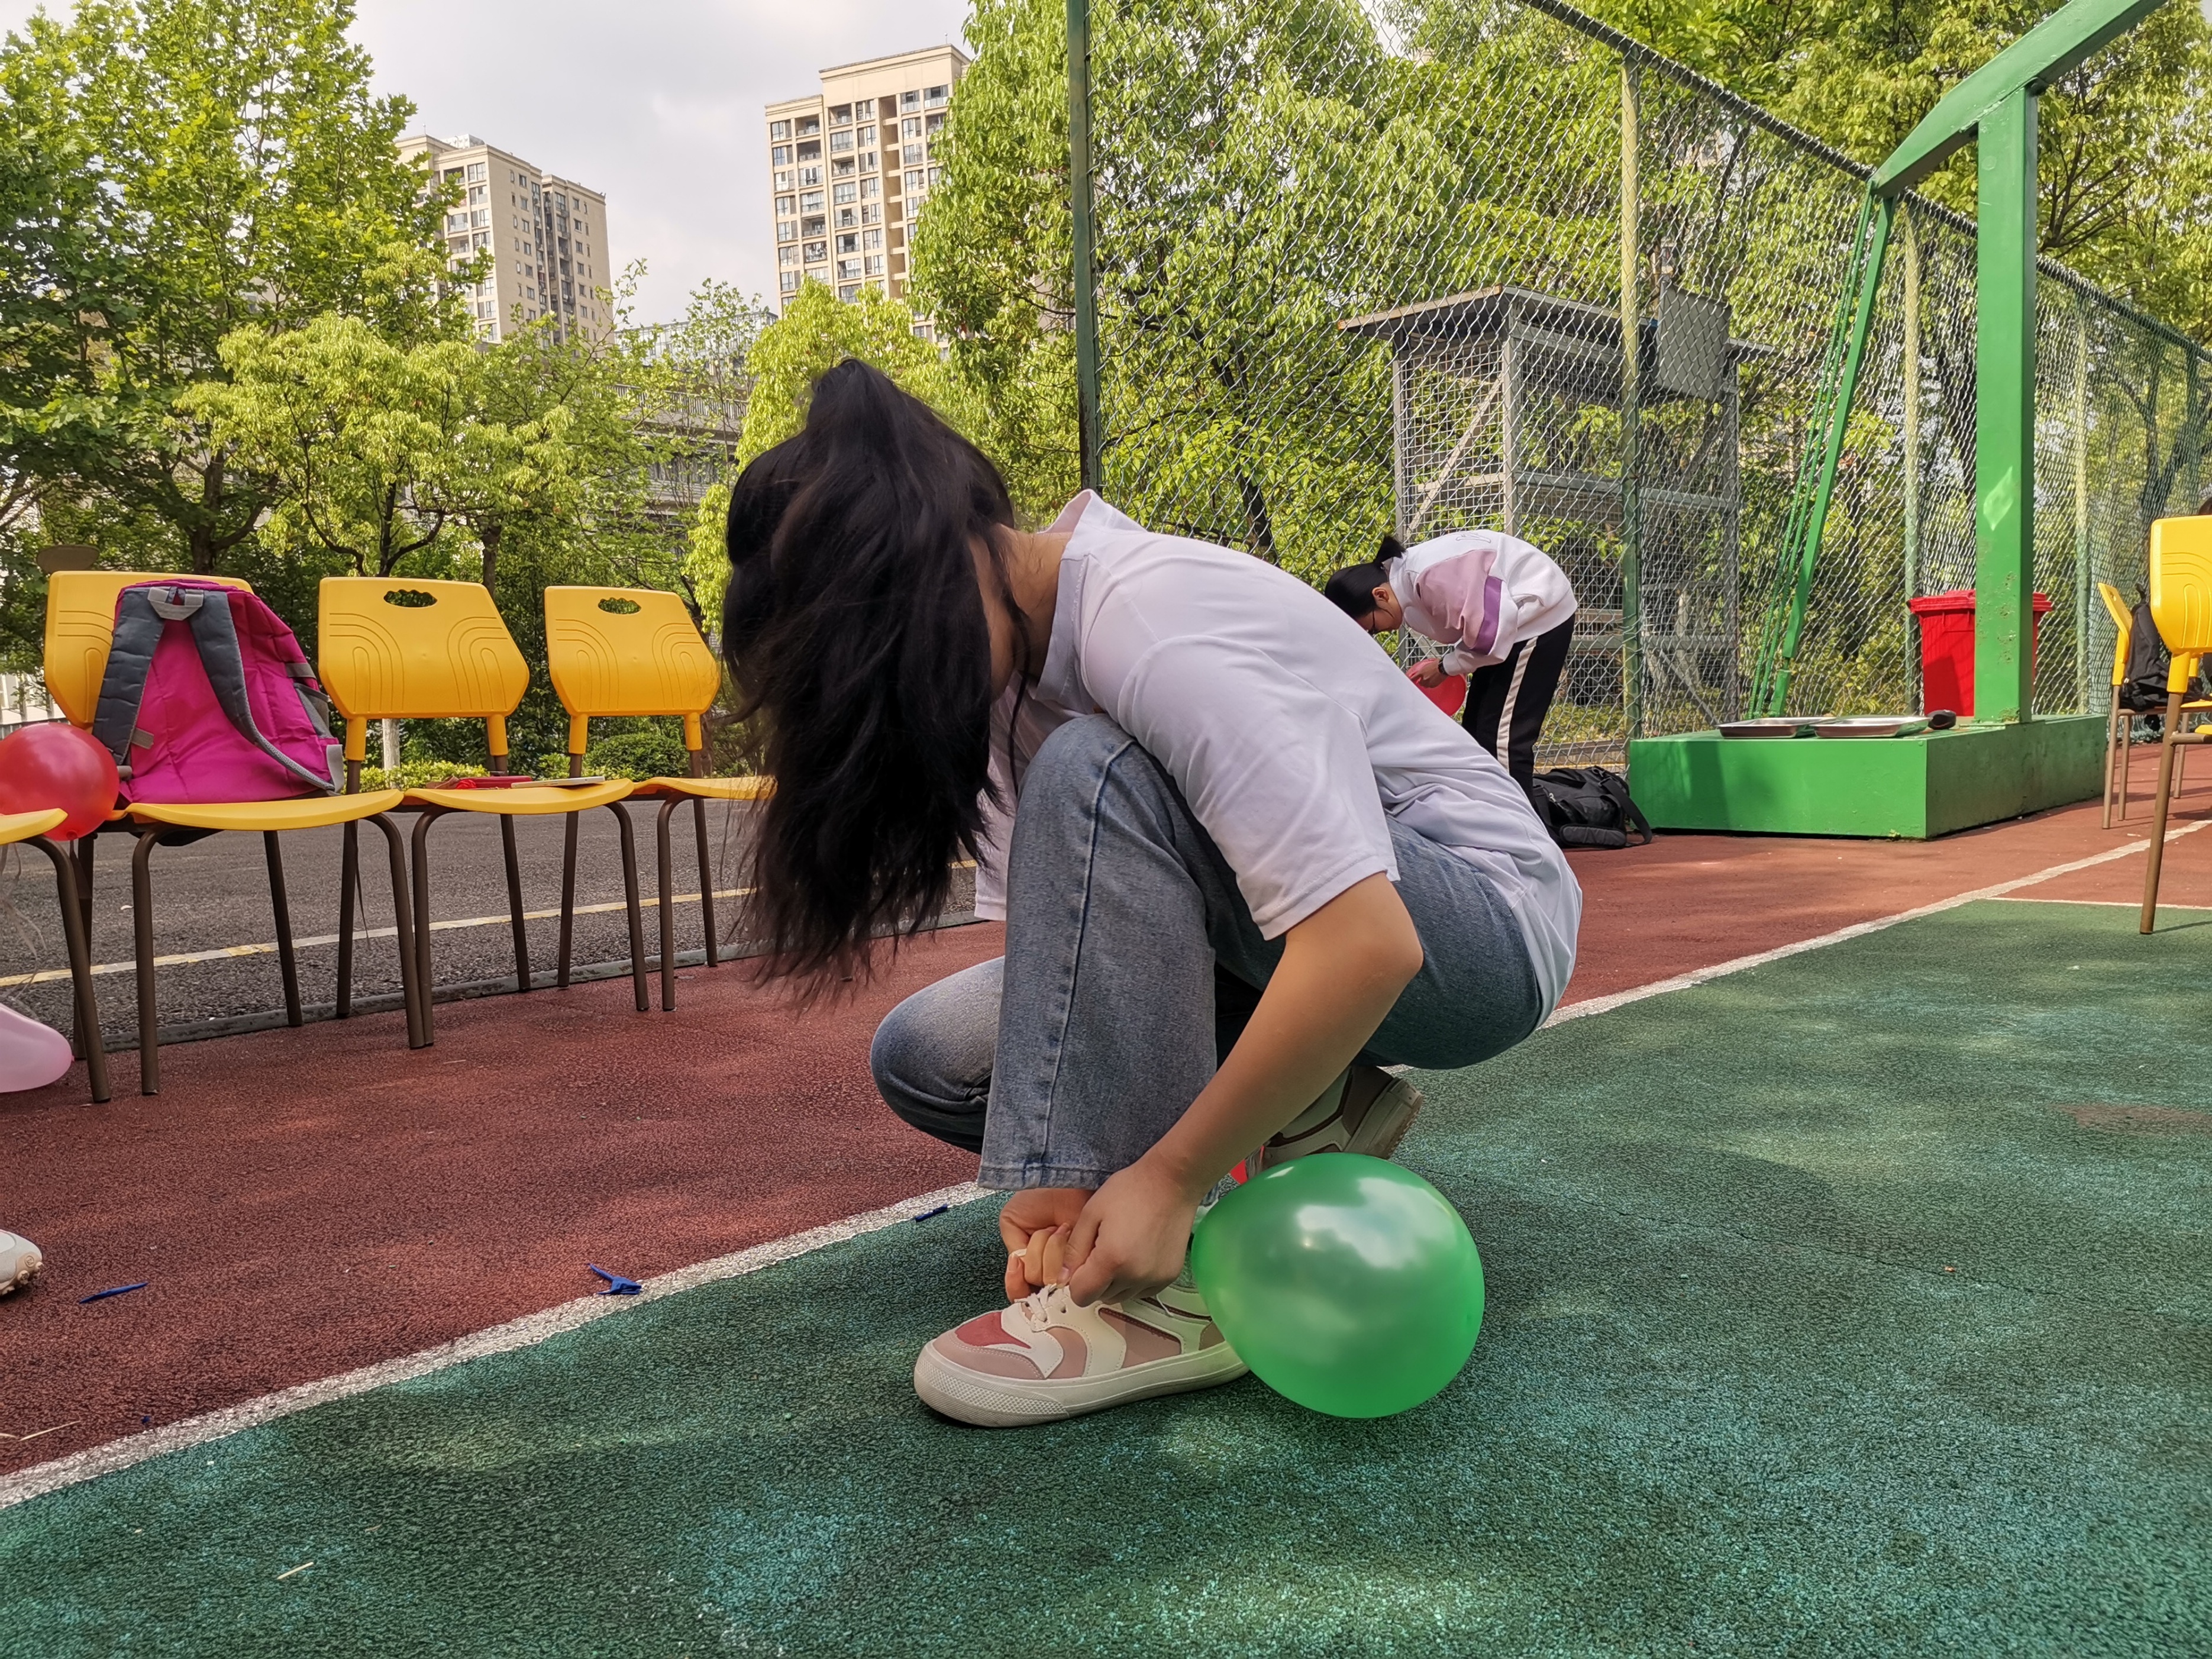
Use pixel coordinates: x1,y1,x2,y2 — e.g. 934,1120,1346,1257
871,716,1544,1190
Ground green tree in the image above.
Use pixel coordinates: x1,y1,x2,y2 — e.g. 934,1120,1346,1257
0,0,457,577
683,281,970,618
1577,0,2212,342
182,317,479,579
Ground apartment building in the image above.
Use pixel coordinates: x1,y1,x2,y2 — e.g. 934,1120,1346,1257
764,44,968,319
398,133,613,345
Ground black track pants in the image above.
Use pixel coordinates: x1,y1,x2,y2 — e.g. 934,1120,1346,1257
1462,613,1575,792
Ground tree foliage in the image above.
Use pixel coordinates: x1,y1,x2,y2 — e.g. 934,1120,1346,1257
0,0,457,581
1580,0,2212,342
683,281,974,618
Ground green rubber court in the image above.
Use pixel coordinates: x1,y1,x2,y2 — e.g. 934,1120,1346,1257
3,896,2205,1657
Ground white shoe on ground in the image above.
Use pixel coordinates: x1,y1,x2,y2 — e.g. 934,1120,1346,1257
0,1230,43,1296
915,1271,1247,1426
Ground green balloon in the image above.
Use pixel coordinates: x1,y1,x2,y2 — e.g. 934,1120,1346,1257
1190,1154,1484,1418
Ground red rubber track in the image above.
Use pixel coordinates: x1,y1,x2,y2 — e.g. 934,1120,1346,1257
3,749,2207,1471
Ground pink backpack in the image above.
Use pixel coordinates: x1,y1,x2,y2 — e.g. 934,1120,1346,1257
90,580,341,804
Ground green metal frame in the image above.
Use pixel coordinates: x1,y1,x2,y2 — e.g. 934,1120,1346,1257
1067,0,1103,495
1756,0,2166,722
1758,195,1893,713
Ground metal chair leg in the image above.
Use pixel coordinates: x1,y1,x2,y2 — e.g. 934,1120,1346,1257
411,808,440,1042
2141,694,2184,934
693,796,718,970
73,834,96,941
2119,711,2135,821
130,828,160,1095
557,810,580,989
2103,705,2120,828
499,814,531,993
608,802,648,1013
263,830,302,1027
655,797,679,1011
369,813,427,1050
33,836,108,1103
337,819,359,1018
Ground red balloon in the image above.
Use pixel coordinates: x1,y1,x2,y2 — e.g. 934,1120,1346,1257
0,723,119,841
1409,663,1467,718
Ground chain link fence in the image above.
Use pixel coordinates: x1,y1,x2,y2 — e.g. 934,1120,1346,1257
1082,0,2212,763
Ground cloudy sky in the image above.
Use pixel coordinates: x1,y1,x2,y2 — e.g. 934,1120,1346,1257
0,0,974,324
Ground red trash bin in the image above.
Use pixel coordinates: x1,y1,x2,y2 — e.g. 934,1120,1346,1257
1906,588,2053,716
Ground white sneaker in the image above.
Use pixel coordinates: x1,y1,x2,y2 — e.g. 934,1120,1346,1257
1252,1063,1424,1174
0,1230,43,1296
915,1273,1247,1426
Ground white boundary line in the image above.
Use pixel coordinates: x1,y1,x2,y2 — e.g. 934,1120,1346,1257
0,1181,986,1513
4,823,2204,1512
1542,818,2210,1029
1991,895,2212,910
0,887,761,990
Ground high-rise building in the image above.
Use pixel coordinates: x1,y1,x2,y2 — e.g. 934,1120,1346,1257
765,45,969,320
398,133,612,345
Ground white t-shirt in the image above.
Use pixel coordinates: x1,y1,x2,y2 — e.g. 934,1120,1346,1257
1391,529,1578,675
974,494,1581,1017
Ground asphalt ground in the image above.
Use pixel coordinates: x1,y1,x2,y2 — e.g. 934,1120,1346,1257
0,801,973,1051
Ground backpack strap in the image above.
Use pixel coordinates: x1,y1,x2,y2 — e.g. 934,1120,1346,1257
178,588,339,795
1590,767,1656,845
89,588,170,780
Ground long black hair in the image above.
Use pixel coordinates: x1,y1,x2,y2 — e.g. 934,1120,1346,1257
721,360,1023,985
1322,534,1406,622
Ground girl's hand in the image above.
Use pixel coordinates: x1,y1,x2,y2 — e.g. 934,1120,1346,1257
1062,1157,1205,1307
999,1186,1089,1299
1409,657,1448,688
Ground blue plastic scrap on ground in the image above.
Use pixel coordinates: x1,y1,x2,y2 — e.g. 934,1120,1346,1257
587,1264,641,1296
79,1282,148,1304
912,1205,950,1222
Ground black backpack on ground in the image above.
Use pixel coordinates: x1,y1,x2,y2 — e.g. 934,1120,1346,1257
2119,599,2172,714
1527,766,1655,850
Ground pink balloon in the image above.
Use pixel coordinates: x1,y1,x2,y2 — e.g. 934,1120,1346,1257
0,1003,72,1092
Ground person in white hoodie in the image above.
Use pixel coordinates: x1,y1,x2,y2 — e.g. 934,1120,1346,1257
1324,530,1578,794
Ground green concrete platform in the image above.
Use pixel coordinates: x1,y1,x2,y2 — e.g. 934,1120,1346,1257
1626,715,2103,838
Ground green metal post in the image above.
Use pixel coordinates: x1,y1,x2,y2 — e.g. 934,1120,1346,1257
1770,194,1894,714
1619,63,1643,740
1972,88,2037,725
2072,292,2091,714
1903,206,1923,712
1067,0,1103,495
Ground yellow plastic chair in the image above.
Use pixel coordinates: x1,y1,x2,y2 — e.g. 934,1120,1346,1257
543,586,769,1010
319,577,648,1038
43,571,424,1093
0,808,109,1102
2099,580,2211,827
2140,518,2212,931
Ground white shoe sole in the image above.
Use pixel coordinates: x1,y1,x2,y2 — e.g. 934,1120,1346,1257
914,1340,1248,1427
0,1234,42,1297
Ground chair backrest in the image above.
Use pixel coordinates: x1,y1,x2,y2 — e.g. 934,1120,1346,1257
2096,581,2133,690
318,579,530,764
2149,517,2212,692
43,570,253,728
542,586,721,759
